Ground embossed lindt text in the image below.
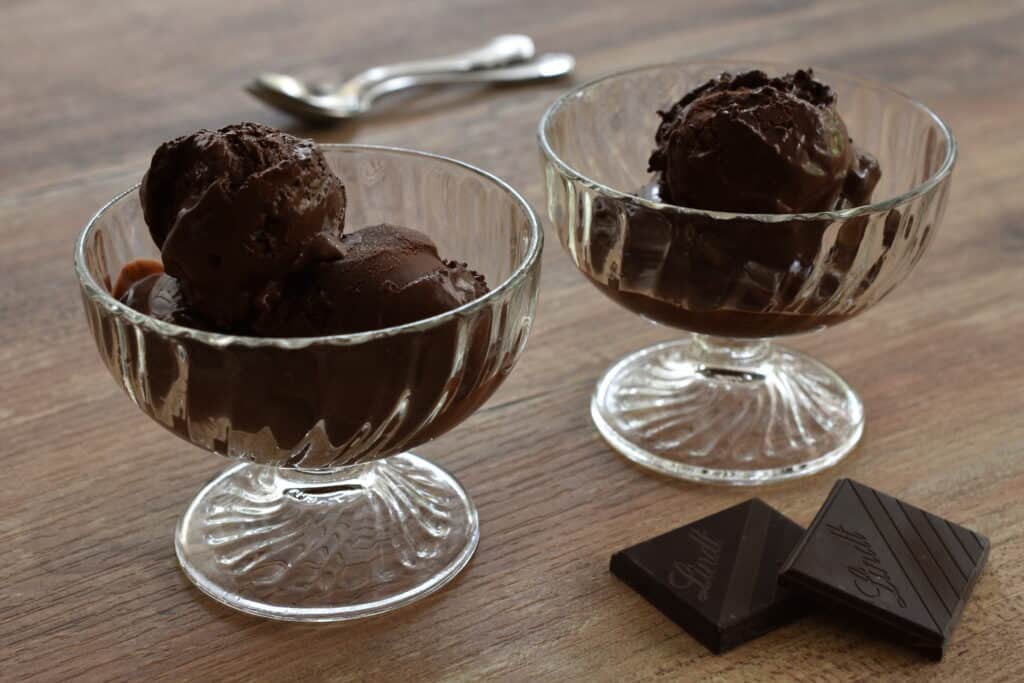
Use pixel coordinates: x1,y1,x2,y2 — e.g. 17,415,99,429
827,523,907,608
668,529,722,601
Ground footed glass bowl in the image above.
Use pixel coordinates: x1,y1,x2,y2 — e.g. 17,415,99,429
75,145,542,620
539,61,955,485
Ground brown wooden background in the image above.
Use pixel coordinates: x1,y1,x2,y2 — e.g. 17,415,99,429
3,0,1023,680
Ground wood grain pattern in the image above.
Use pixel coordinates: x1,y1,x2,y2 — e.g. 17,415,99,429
3,0,1023,680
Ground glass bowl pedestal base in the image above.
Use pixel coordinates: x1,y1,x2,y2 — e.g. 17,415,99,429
175,453,478,621
591,335,864,486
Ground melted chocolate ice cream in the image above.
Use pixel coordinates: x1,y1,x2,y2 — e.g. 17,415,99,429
109,124,497,458
119,272,196,327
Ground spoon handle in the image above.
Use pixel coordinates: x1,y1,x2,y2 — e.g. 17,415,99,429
338,34,535,100
358,53,576,108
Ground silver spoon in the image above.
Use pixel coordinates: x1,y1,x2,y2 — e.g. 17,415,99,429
247,34,574,122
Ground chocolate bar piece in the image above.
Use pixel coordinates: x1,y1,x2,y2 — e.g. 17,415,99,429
779,479,989,660
610,499,812,653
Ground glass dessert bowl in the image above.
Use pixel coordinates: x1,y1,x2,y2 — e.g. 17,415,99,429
539,61,955,485
75,145,542,620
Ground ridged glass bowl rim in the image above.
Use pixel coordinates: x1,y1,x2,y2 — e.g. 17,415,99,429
537,59,957,223
74,143,543,348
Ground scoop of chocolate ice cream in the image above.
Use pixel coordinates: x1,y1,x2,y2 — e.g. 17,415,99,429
139,122,346,329
254,224,488,336
648,69,879,213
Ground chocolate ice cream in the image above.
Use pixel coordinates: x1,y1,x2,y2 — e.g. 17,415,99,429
107,124,499,459
253,224,489,336
648,69,879,213
118,123,489,337
584,69,886,337
139,122,347,330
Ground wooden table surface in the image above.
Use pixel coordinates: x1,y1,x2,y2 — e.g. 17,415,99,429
3,0,1023,680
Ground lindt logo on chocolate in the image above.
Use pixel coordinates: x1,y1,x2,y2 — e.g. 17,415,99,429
668,529,722,602
827,523,907,608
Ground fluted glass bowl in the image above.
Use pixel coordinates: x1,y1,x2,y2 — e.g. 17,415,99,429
539,61,955,485
75,145,542,620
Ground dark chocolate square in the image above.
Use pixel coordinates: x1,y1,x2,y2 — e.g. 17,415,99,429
610,499,812,654
779,479,990,660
